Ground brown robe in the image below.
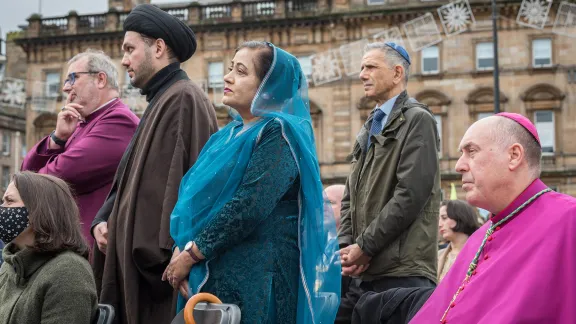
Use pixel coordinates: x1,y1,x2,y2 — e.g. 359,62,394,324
91,65,218,324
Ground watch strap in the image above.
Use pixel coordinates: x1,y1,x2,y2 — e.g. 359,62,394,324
187,243,202,263
50,131,67,147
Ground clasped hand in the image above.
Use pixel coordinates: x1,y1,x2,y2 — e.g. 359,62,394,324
162,247,196,299
338,243,372,277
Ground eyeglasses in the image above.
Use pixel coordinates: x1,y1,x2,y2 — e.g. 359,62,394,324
64,71,99,86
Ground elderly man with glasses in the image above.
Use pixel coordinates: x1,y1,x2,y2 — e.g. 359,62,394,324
22,49,139,246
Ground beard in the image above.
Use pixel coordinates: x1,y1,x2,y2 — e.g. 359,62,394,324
130,49,155,89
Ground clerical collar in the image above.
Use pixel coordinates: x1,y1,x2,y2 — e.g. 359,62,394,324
490,179,549,224
141,62,182,102
83,98,118,123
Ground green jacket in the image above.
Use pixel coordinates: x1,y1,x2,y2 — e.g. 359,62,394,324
0,243,98,324
338,91,441,283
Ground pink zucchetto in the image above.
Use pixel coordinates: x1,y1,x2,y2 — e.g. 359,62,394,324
496,112,541,147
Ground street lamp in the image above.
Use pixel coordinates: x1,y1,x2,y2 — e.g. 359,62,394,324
491,0,500,113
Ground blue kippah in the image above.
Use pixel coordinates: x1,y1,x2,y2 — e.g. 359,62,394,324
384,42,411,65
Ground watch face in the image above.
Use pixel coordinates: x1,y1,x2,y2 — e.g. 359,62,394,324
185,241,193,251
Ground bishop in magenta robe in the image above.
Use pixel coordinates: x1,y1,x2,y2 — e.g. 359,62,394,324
410,112,576,323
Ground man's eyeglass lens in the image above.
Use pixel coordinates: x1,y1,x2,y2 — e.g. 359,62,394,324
64,72,99,86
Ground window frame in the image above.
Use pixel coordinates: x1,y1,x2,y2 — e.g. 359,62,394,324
477,112,494,120
207,61,225,89
421,45,440,75
367,0,385,5
532,38,553,68
1,166,10,190
44,71,61,98
534,110,555,154
296,55,313,83
433,114,442,157
2,131,11,156
475,42,494,71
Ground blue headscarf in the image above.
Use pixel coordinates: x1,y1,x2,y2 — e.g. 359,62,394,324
170,43,341,323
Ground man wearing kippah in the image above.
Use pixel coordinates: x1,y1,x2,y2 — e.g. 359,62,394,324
410,113,576,323
336,42,440,323
90,4,219,324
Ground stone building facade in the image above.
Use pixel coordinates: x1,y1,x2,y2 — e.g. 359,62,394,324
0,34,27,191
11,0,576,197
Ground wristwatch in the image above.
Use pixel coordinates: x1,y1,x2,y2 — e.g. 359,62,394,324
50,130,67,147
184,241,202,262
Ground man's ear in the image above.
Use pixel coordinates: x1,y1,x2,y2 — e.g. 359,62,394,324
97,72,107,89
155,38,168,59
394,65,403,85
508,143,525,171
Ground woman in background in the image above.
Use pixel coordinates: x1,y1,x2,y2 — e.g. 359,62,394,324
437,199,481,281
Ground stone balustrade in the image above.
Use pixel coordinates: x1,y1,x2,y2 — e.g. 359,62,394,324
25,0,324,38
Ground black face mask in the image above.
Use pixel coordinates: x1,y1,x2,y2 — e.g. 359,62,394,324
0,206,29,243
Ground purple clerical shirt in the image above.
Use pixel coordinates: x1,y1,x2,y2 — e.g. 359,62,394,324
22,99,139,245
410,179,576,323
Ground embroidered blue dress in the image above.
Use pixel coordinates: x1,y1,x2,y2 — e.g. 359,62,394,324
170,43,341,324
196,120,300,323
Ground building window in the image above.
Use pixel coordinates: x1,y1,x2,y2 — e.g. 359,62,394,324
2,166,10,190
434,114,442,155
534,110,555,153
422,45,439,74
477,112,493,120
297,55,312,82
208,62,224,88
532,38,552,67
21,142,26,158
2,132,11,156
367,0,385,5
45,72,61,98
476,42,494,71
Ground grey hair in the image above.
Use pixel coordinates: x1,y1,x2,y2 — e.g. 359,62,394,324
492,117,542,178
364,42,410,85
68,49,119,90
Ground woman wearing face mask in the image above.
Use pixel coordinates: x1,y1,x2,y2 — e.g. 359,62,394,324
0,171,98,324
437,200,481,281
163,41,341,323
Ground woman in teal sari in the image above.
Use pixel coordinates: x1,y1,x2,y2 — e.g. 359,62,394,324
163,41,341,323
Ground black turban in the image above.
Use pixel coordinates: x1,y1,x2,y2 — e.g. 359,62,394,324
123,4,197,62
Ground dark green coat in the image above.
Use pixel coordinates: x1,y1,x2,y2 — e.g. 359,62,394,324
338,91,441,283
0,243,98,324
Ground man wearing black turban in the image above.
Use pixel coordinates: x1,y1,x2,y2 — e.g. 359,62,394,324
90,4,219,324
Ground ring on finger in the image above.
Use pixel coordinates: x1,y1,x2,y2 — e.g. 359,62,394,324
61,106,67,111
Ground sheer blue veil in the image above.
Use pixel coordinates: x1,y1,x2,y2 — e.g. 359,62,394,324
170,43,341,323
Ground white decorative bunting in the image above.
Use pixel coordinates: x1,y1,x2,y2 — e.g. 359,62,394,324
372,27,405,48
553,1,576,38
403,13,443,51
438,0,476,36
516,0,552,30
339,39,369,76
311,50,342,86
121,85,147,114
0,78,26,109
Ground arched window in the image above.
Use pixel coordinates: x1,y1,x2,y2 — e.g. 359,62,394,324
465,87,508,121
520,83,565,154
415,90,451,156
33,113,57,143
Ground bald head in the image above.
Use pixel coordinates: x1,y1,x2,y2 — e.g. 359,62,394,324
325,184,346,228
487,116,542,177
456,115,542,213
